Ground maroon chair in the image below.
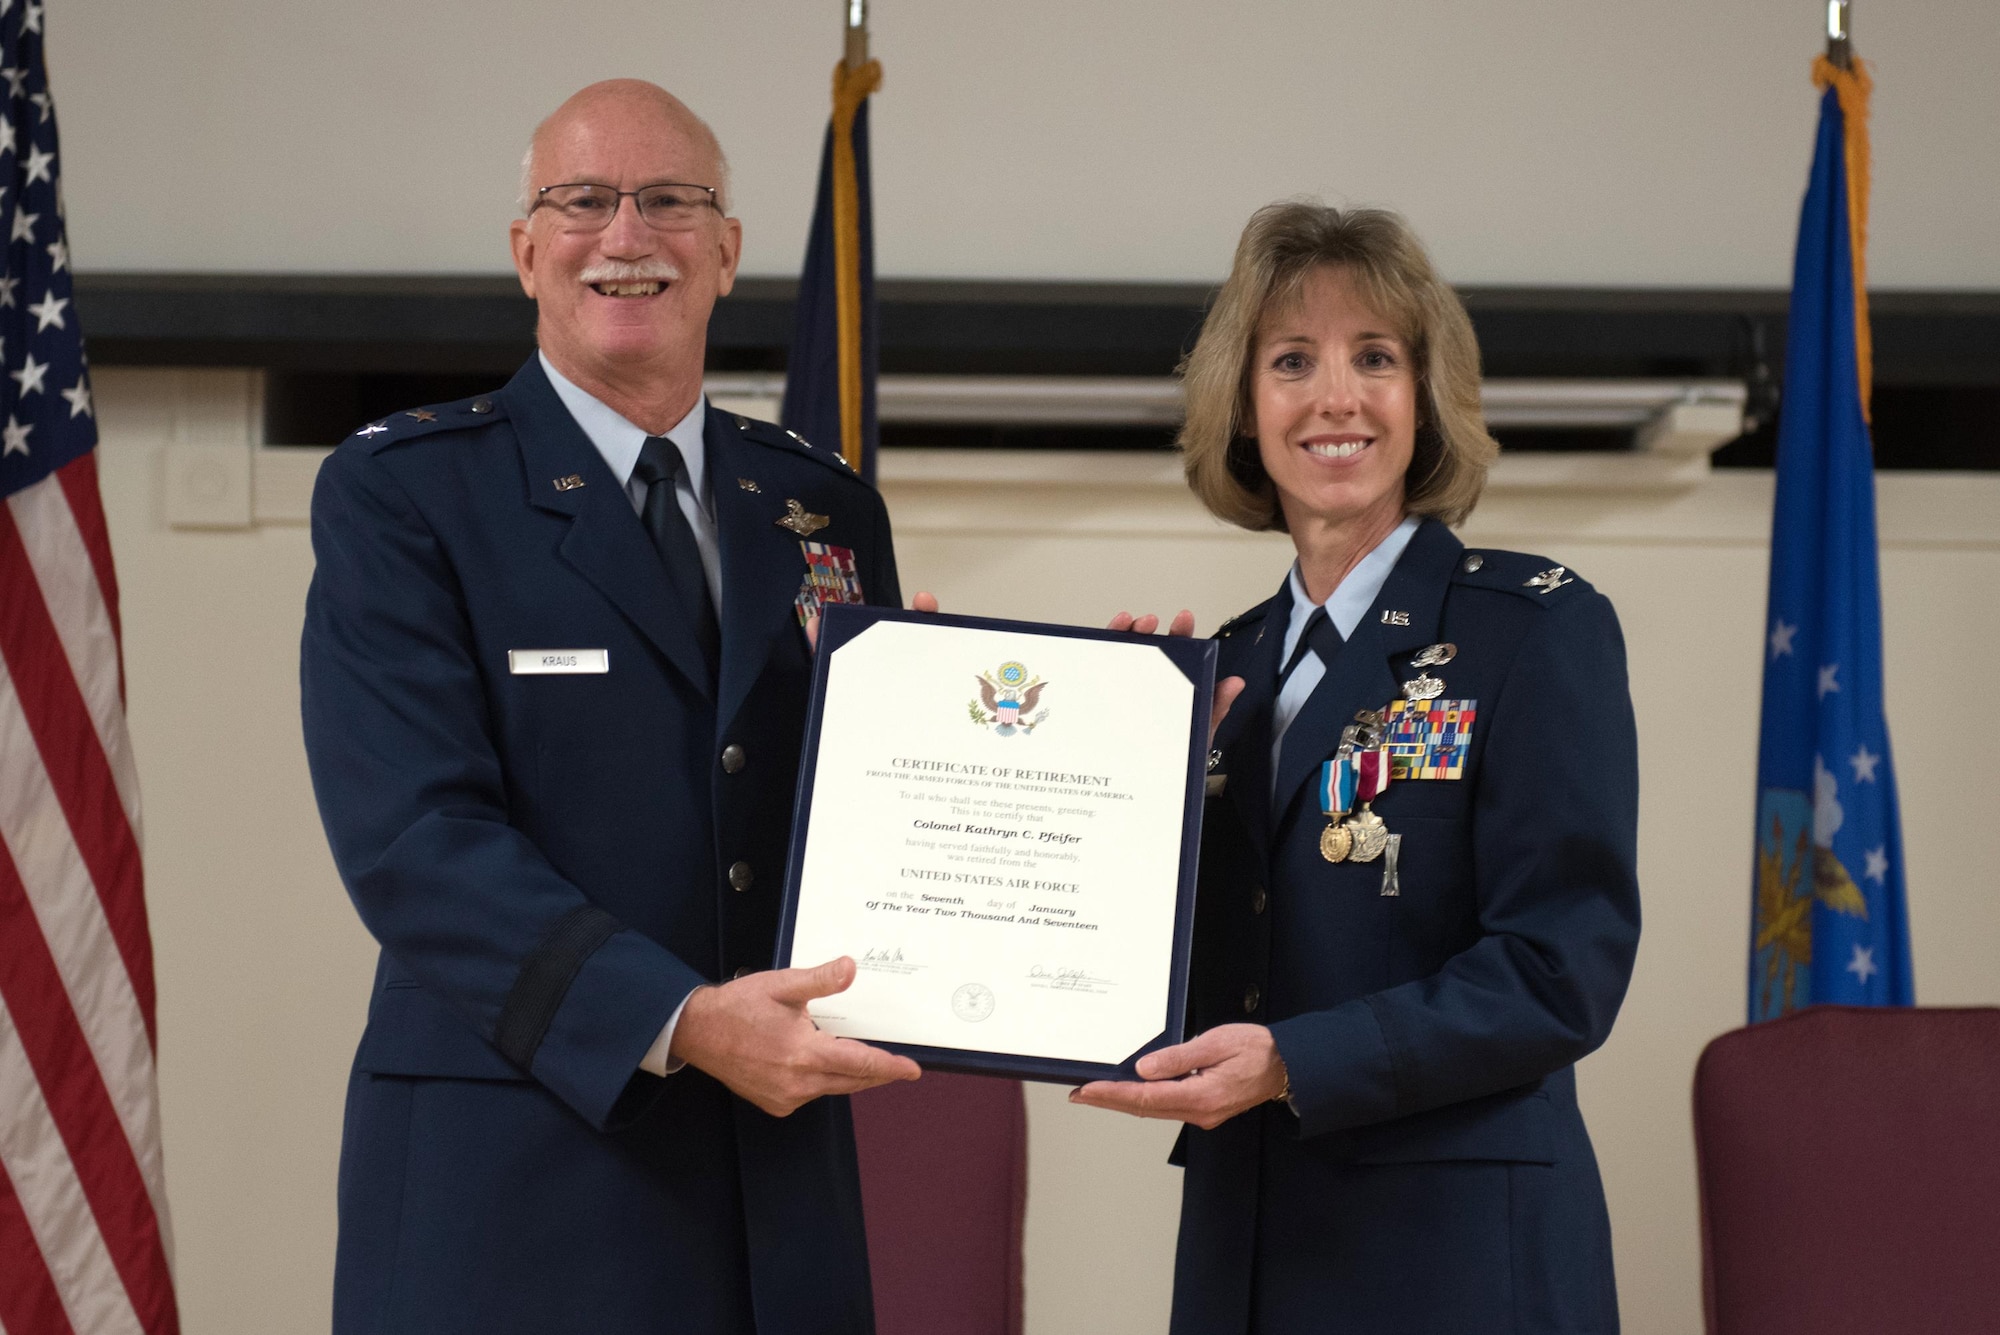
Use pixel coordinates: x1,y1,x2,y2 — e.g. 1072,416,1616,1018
852,1073,1028,1335
1693,1005,2000,1335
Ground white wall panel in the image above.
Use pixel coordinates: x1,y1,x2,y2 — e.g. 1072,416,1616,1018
51,0,2000,287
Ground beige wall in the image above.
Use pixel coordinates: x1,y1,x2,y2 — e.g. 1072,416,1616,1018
100,370,2000,1334
52,0,2000,287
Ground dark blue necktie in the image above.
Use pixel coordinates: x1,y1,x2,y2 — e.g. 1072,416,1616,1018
1278,605,1343,688
632,435,720,675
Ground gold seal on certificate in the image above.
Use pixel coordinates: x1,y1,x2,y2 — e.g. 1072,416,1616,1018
778,607,1216,1083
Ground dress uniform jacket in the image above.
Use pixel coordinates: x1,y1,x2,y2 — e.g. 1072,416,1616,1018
1170,517,1641,1335
301,357,898,1335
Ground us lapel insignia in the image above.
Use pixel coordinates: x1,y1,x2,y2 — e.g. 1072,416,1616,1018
1381,609,1411,626
1525,566,1573,595
553,474,586,492
737,477,762,493
776,499,829,536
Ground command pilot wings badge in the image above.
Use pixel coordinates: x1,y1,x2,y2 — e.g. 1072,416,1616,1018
970,660,1049,735
776,499,830,536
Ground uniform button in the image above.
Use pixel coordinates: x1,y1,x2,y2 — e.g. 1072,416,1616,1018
1251,887,1268,915
720,743,746,774
469,397,494,414
1462,553,1484,573
1242,984,1262,1014
728,861,754,892
732,965,754,980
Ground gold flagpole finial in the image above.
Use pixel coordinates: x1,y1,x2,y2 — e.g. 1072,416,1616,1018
1826,0,1852,70
845,0,868,70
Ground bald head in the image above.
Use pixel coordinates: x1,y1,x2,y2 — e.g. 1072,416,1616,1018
518,80,731,214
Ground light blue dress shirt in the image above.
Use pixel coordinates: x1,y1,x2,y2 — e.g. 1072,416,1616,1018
539,351,722,608
1269,514,1422,802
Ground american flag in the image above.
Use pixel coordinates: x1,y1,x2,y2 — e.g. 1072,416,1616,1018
0,3,178,1331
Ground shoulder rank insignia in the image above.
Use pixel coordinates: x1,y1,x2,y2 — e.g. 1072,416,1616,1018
356,421,389,437
1525,566,1574,595
776,499,829,536
405,409,438,423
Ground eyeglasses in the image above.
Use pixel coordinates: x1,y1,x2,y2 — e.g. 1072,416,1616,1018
530,182,721,232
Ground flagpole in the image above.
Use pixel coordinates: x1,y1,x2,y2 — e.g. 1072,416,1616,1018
1826,0,1851,70
846,0,868,69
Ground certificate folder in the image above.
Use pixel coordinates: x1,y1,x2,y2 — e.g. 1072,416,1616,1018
776,605,1217,1085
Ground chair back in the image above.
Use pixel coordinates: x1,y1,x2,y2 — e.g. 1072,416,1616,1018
1694,1005,2000,1335
852,1073,1028,1335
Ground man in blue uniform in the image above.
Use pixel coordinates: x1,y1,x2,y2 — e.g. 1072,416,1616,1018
301,80,918,1333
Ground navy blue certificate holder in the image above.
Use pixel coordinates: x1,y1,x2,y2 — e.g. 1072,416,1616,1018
774,603,1218,1085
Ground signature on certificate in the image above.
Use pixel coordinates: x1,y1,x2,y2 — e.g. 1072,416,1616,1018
1026,964,1116,994
858,947,925,977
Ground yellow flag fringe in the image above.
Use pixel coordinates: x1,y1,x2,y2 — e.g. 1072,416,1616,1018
830,59,882,473
1812,55,1873,420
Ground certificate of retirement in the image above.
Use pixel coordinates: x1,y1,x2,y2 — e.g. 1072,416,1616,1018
777,606,1215,1083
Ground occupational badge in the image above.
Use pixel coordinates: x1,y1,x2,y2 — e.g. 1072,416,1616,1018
969,660,1048,735
1403,671,1447,703
793,541,865,628
776,498,830,536
1409,643,1456,669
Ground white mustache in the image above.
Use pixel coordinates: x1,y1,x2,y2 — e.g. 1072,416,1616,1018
579,260,681,285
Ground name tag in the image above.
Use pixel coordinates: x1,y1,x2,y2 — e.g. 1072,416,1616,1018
508,649,609,675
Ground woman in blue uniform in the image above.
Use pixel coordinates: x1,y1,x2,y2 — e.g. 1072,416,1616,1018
1074,203,1641,1333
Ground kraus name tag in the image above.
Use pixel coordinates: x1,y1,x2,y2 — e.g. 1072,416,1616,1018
508,649,609,675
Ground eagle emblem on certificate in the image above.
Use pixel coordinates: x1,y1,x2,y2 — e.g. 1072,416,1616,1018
969,660,1049,734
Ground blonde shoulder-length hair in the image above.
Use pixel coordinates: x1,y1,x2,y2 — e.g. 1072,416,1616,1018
1179,202,1496,531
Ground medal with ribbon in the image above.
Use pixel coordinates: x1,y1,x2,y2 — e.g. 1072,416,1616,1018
1346,745,1392,862
1318,739,1393,865
1317,746,1361,863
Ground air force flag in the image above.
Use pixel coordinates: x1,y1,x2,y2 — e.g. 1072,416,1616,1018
1749,56,1913,1022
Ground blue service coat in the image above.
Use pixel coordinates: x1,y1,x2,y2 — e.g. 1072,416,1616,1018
1170,517,1641,1335
301,357,898,1334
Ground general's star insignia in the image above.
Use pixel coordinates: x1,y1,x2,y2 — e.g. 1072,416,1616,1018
776,499,829,536
406,409,437,422
357,422,389,437
1525,566,1573,595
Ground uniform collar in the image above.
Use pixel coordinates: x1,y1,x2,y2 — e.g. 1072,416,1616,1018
538,350,709,507
1281,513,1422,661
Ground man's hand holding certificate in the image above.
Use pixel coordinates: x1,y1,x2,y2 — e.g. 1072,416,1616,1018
777,607,1216,1083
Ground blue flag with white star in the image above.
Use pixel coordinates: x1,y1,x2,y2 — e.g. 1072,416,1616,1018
0,1,93,495
1749,57,1912,1022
